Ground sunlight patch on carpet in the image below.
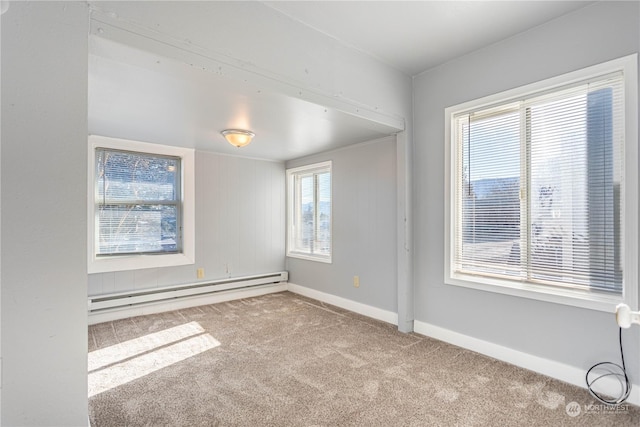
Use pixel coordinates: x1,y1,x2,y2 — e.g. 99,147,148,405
88,322,220,397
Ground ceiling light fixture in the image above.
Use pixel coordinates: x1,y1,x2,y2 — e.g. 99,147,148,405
221,129,255,148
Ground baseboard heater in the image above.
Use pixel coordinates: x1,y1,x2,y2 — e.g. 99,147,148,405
88,271,288,312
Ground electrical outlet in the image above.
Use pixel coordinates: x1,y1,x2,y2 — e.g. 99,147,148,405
353,276,360,288
197,268,205,279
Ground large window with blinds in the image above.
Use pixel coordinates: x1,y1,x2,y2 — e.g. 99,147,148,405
88,135,195,273
287,161,332,263
445,55,638,311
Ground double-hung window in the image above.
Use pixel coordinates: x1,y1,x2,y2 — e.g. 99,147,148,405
287,161,332,263
445,55,638,311
88,135,195,273
96,149,181,255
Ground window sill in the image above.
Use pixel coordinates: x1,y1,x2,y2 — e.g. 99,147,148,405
88,252,194,274
446,273,629,313
286,252,332,264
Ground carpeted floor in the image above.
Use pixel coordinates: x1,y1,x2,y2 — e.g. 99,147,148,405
88,291,639,426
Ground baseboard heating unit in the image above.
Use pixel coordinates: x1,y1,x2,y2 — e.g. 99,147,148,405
88,271,288,323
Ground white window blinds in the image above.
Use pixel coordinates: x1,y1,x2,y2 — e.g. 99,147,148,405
453,73,624,294
95,148,182,256
287,161,332,262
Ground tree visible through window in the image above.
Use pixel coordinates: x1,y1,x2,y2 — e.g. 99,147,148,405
95,148,182,256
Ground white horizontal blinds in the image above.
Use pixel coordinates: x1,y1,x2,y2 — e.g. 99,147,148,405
315,171,331,255
293,173,315,254
456,108,523,278
292,166,331,256
455,73,624,294
526,76,624,293
95,148,181,256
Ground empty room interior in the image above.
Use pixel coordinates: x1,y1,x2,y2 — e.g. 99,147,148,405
2,1,640,425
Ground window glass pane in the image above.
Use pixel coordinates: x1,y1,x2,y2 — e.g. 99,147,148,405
458,111,521,277
529,87,622,293
316,172,331,255
96,150,179,202
297,174,315,253
529,93,590,286
95,148,181,256
97,204,178,255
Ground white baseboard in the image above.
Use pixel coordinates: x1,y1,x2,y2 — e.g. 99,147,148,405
286,283,398,326
88,283,287,325
414,320,640,407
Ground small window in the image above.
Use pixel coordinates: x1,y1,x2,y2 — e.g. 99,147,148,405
445,55,638,311
95,148,182,256
88,136,195,273
287,161,332,263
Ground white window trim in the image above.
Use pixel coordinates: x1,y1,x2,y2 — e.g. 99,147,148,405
286,161,333,264
444,54,638,312
88,135,195,274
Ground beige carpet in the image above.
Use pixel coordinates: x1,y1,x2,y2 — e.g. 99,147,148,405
88,291,639,426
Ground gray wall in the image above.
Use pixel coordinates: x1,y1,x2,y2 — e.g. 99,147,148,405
286,137,398,313
1,2,89,425
413,1,640,382
88,152,285,296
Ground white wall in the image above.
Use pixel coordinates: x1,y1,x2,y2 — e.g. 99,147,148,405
88,152,285,296
413,0,640,387
286,137,398,314
0,4,4,422
1,2,89,425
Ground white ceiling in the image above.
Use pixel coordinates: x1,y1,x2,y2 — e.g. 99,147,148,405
88,1,595,161
89,37,396,161
263,1,594,76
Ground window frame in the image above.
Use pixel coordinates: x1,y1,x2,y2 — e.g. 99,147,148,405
286,161,332,263
444,54,638,312
88,135,195,274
